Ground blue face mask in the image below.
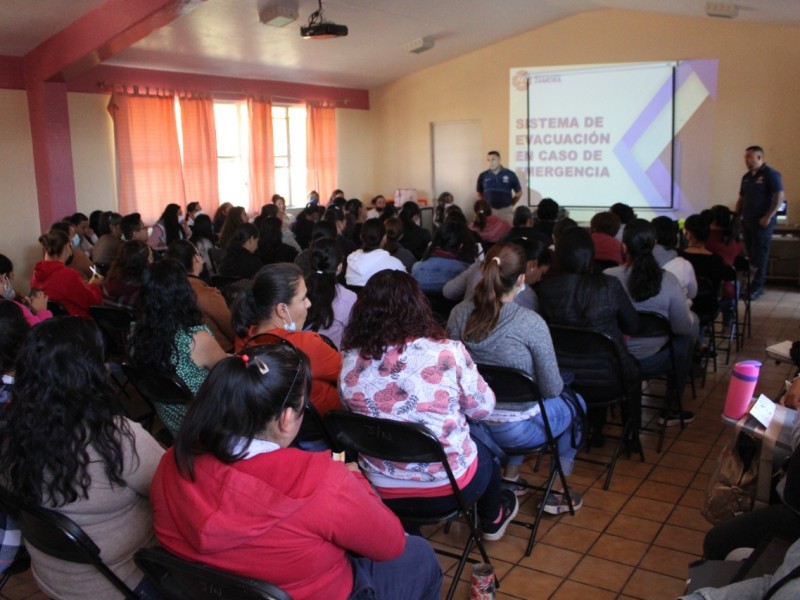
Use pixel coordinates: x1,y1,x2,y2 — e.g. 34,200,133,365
72,234,80,248
282,306,297,332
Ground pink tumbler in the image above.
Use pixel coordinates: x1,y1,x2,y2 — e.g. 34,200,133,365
723,360,761,420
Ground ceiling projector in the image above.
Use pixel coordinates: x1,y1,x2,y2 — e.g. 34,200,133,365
300,21,348,38
300,0,348,39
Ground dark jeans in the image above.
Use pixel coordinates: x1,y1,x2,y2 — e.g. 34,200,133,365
703,503,800,560
349,535,443,600
383,437,502,529
742,217,776,292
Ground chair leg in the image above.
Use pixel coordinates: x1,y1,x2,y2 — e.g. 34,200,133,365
446,506,493,600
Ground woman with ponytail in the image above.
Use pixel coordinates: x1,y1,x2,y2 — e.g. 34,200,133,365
231,263,342,415
469,199,511,244
447,243,585,514
301,239,356,349
606,219,698,425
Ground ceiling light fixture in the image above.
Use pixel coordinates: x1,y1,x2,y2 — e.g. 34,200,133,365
705,2,739,19
300,0,348,39
259,2,299,27
404,37,434,54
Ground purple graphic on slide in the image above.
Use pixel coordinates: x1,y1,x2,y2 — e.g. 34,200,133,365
613,60,717,208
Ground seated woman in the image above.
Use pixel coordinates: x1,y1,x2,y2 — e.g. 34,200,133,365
256,216,298,265
538,227,640,445
398,201,432,260
706,204,744,267
0,317,164,599
189,214,218,276
345,218,406,287
217,206,248,250
0,253,51,325
339,270,517,541
101,240,152,312
91,212,124,268
443,234,550,312
30,230,102,318
651,216,697,308
448,243,586,513
129,260,228,437
412,220,475,295
148,203,190,250
232,263,342,416
589,211,624,266
166,240,236,352
469,199,511,245
382,216,416,272
681,213,730,341
219,223,263,280
301,238,356,349
150,346,442,600
366,194,387,220
606,220,698,425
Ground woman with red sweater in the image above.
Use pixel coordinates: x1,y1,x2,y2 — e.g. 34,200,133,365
151,345,442,600
30,230,102,318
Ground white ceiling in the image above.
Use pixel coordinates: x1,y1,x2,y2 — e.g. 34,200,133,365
2,0,799,89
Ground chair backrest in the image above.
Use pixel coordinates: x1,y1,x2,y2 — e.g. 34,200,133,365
324,410,468,510
633,311,672,338
89,306,135,360
693,276,720,321
210,275,242,290
474,364,542,406
135,547,291,600
121,363,195,406
11,499,138,599
47,300,69,317
548,324,629,404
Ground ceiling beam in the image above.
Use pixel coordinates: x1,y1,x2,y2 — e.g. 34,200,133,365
23,0,205,84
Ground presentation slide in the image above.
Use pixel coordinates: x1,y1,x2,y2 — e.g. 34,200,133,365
509,62,677,210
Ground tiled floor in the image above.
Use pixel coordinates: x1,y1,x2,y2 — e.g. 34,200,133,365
3,285,799,600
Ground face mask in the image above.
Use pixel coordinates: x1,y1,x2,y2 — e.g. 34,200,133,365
178,215,185,224
282,306,297,332
515,282,526,298
413,216,421,226
1,277,14,300
72,234,80,248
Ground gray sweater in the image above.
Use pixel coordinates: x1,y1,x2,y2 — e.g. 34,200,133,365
447,300,563,403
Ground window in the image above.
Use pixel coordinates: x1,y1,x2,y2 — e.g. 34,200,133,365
212,101,307,208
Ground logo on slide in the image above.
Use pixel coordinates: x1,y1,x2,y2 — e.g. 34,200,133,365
512,70,529,92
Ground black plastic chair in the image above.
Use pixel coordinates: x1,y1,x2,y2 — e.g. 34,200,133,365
475,364,575,555
424,292,458,326
135,547,290,600
121,364,195,445
89,305,136,362
630,311,687,452
323,410,492,600
715,264,740,364
692,276,720,386
3,493,138,599
548,325,643,489
47,300,69,316
734,254,752,346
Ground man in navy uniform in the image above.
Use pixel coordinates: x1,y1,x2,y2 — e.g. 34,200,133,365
735,145,785,300
477,150,522,223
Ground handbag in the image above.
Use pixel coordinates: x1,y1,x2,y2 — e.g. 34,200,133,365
701,426,760,525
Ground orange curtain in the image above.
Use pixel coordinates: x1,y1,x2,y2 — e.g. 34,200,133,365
247,97,275,214
306,103,337,203
179,95,219,217
109,93,186,224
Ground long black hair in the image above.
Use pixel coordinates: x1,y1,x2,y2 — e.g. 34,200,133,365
554,227,607,322
710,205,740,244
0,317,134,506
304,239,342,332
129,260,203,372
190,214,216,246
231,263,303,339
159,203,184,245
174,344,310,480
624,219,662,302
0,301,28,374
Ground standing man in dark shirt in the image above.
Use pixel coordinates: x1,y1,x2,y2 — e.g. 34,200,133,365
735,145,785,300
476,150,522,223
